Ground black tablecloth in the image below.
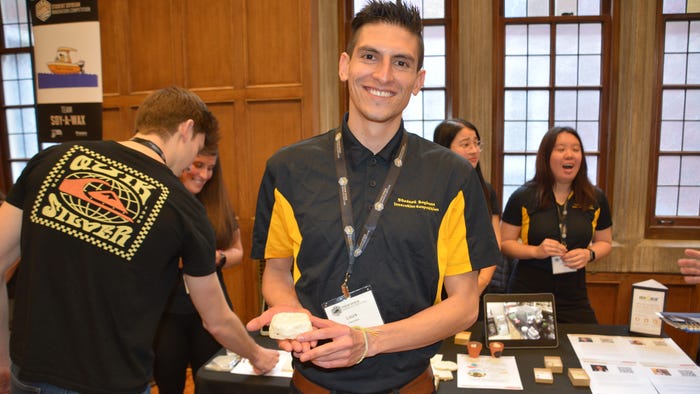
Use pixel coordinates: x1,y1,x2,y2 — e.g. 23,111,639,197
196,323,639,393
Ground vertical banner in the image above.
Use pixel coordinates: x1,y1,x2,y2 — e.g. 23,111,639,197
29,0,102,142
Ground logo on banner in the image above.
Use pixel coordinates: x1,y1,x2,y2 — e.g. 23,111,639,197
35,0,52,22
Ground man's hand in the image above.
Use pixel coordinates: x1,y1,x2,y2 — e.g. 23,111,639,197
248,346,280,375
0,366,9,394
678,249,700,284
295,316,371,369
246,305,316,354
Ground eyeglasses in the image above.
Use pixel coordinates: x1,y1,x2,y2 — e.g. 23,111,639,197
457,140,483,151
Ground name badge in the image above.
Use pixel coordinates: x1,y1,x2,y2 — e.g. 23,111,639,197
551,255,576,275
322,285,384,328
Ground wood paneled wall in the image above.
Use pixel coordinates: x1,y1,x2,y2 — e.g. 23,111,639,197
97,0,319,322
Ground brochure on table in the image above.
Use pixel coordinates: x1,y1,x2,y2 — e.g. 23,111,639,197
231,350,293,377
568,333,700,394
457,354,523,390
656,312,700,333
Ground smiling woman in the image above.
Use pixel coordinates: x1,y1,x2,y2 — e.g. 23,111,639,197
499,126,613,324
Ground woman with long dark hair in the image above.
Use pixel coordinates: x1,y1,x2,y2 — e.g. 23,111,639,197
500,126,612,323
434,119,501,294
154,148,242,393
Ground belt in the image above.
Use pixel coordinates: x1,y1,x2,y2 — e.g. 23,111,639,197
291,367,435,394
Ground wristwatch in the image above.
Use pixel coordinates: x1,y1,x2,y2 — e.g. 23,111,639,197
217,251,227,267
588,248,596,262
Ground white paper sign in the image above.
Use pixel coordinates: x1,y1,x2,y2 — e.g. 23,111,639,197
630,285,666,336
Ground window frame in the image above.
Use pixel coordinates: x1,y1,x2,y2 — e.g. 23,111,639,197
340,0,455,134
646,3,700,239
0,1,36,194
493,0,614,210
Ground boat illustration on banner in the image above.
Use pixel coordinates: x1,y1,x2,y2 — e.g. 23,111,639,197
38,46,98,89
46,47,85,74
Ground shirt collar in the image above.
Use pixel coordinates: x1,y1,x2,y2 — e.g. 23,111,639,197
340,113,405,166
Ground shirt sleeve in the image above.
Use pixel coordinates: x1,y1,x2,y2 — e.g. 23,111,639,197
502,187,525,226
251,159,300,260
594,188,613,231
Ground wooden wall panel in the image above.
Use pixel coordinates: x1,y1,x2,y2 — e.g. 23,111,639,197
98,0,127,96
587,281,621,323
126,0,181,92
246,100,304,197
183,0,240,89
101,108,125,141
246,0,302,86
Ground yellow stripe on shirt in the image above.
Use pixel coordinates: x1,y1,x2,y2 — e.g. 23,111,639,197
435,190,471,303
265,188,303,282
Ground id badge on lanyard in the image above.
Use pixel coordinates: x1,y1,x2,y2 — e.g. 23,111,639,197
322,285,384,327
327,129,407,328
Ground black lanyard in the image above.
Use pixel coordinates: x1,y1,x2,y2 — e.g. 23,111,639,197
556,198,569,247
334,128,408,298
131,137,167,164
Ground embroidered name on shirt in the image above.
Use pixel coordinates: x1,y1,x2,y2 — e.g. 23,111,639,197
393,197,440,212
30,145,169,261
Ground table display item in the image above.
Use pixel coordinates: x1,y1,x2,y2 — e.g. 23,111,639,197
629,279,667,336
430,354,457,382
483,293,559,349
467,341,483,358
454,331,472,345
268,312,312,339
656,312,700,333
534,368,553,384
544,355,563,373
567,368,590,387
489,341,504,358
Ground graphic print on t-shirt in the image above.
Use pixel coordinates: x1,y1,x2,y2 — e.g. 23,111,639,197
29,145,169,260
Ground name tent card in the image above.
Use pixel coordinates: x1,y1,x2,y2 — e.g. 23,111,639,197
629,279,667,336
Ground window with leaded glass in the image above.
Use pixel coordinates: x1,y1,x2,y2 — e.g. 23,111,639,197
350,0,449,139
497,0,611,209
647,0,700,239
1,0,36,188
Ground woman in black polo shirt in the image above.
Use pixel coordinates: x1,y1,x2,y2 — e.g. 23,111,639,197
433,119,501,295
500,126,612,323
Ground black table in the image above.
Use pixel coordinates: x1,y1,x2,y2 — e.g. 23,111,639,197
196,323,640,393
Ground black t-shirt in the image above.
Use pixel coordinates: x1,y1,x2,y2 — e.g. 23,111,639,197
6,141,216,393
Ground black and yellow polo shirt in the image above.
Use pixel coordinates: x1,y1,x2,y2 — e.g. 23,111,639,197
251,115,500,392
502,184,612,323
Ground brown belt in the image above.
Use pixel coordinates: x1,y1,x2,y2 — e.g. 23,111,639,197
291,367,435,394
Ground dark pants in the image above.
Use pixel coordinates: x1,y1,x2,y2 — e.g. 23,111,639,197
153,312,221,394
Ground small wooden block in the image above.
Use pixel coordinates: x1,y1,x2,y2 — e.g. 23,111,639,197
544,356,563,373
454,331,472,345
534,368,554,384
568,368,590,387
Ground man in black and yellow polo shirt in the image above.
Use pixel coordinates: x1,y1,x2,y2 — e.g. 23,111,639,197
248,1,500,393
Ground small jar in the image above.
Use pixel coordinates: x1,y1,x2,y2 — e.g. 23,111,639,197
489,341,504,358
467,341,483,358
